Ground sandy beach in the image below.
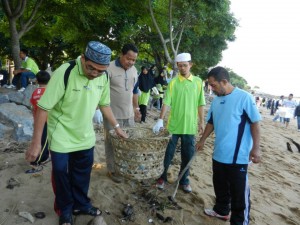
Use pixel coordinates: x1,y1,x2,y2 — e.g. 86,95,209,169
0,105,300,225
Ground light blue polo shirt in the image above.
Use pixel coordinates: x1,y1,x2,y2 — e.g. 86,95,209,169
207,88,261,164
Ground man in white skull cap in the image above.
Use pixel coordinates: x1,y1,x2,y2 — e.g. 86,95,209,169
153,52,206,193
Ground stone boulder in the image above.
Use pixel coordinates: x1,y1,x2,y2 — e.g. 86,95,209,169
0,102,33,141
6,84,37,107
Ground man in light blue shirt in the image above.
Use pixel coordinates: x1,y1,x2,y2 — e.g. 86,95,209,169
197,66,261,225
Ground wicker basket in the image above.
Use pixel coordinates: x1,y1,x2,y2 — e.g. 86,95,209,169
109,128,170,181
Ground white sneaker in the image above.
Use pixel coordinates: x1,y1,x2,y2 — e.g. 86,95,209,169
181,184,192,193
204,209,230,221
6,84,16,89
18,87,25,92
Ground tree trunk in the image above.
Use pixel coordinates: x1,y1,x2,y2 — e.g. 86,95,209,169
9,19,21,70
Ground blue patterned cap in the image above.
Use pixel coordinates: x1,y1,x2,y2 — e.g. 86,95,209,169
85,41,112,65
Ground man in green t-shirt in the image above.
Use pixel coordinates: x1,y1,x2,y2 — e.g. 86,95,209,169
153,53,206,193
25,41,127,225
7,49,40,92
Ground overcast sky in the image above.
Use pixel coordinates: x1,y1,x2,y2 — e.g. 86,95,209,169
219,0,300,97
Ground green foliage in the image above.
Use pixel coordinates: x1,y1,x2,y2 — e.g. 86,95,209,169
226,67,249,90
0,0,240,81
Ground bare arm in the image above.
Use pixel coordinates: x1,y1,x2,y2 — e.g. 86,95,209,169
132,93,141,122
159,104,169,120
198,105,205,135
25,107,48,162
100,106,128,138
249,122,261,163
132,93,139,109
196,123,214,151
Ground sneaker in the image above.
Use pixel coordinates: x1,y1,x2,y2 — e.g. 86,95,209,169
204,209,230,221
181,184,192,193
156,178,165,189
18,87,25,92
107,171,123,183
6,84,16,89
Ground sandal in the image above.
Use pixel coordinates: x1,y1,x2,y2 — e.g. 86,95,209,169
59,214,73,225
73,206,102,216
25,165,43,174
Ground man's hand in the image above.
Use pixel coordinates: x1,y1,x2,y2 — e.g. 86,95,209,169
196,138,205,152
25,142,42,162
249,147,261,163
134,108,141,122
153,119,164,134
115,127,128,138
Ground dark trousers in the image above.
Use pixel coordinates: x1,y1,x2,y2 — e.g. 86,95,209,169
139,104,147,122
50,147,94,217
12,73,21,87
12,71,35,88
160,134,195,185
212,160,250,225
31,123,49,165
0,69,8,86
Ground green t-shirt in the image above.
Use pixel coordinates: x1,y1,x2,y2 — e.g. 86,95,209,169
22,57,39,75
38,56,110,152
164,74,206,135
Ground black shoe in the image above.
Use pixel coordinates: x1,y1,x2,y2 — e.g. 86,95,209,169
73,206,102,216
59,214,73,225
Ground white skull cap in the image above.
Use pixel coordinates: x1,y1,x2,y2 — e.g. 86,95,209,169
175,53,191,62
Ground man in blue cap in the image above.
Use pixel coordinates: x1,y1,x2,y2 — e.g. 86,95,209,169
25,41,127,225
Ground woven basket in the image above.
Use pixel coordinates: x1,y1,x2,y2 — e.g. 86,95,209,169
109,128,170,181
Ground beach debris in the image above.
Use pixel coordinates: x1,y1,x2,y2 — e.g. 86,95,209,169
284,136,300,152
18,211,35,223
288,138,300,152
156,212,165,221
167,196,182,210
6,177,20,189
87,216,107,225
34,211,46,219
286,142,293,152
121,203,135,221
156,212,173,223
104,210,110,215
148,218,153,223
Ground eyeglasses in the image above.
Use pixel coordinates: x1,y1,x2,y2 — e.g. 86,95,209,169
85,64,107,76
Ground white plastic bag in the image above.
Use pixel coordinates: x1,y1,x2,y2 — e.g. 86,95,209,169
152,86,159,95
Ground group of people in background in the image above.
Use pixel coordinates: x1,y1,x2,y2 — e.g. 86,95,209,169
136,64,169,122
254,94,299,130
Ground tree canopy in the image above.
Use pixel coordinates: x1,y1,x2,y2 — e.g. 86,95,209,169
0,0,246,84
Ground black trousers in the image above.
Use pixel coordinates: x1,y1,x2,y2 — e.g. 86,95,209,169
139,104,147,122
31,123,49,165
0,69,9,86
212,160,250,225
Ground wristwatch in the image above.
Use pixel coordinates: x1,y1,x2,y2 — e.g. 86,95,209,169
113,123,120,129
